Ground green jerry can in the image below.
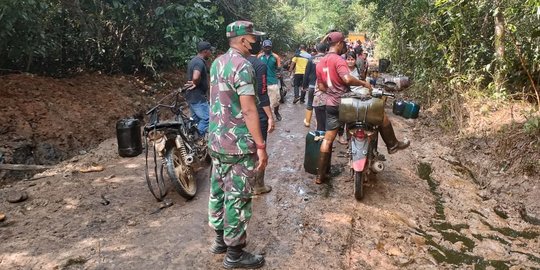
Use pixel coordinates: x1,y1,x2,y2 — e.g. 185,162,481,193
304,131,331,175
338,97,385,126
402,101,420,119
116,118,143,157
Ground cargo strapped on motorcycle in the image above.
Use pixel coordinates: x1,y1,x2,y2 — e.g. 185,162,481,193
339,96,384,126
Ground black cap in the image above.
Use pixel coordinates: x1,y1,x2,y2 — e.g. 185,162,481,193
316,43,327,53
197,41,214,52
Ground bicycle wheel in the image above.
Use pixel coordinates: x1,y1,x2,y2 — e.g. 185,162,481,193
165,145,197,199
144,137,167,201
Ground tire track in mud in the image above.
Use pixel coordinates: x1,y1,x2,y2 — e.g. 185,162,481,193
409,128,540,269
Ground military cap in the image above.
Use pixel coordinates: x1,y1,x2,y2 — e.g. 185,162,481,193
226,21,265,38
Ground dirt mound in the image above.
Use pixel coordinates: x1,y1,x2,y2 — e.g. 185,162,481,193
0,72,183,184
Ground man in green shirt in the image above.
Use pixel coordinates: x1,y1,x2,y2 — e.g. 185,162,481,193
259,40,283,121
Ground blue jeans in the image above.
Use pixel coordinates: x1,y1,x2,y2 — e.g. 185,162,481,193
190,101,209,136
306,87,315,110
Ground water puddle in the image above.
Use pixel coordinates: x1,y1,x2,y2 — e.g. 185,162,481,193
414,228,510,269
322,181,334,198
480,220,539,239
416,162,512,269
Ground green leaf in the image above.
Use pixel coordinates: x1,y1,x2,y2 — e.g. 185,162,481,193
155,7,165,16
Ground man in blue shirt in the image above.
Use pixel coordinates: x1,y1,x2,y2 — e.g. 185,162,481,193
185,41,213,137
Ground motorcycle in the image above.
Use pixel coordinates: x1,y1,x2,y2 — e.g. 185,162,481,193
143,87,208,201
339,87,395,200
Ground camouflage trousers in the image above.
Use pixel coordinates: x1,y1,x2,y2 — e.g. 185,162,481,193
208,151,256,247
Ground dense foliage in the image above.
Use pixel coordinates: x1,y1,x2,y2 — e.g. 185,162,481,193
0,0,222,75
1,0,538,108
352,0,540,107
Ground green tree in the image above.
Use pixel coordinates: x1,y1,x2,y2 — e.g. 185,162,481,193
0,0,223,76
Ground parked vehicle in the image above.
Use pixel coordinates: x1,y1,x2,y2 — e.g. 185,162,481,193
143,88,208,201
339,88,395,200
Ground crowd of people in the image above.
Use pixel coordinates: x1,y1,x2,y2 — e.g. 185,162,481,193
182,20,409,269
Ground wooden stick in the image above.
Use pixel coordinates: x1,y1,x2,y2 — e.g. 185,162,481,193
0,164,53,171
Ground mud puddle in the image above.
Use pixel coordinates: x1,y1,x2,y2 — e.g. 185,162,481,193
416,162,540,269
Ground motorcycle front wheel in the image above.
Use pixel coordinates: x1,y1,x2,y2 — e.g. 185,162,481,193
353,170,367,200
165,146,197,199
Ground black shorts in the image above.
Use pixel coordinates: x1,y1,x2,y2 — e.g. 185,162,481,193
325,105,341,131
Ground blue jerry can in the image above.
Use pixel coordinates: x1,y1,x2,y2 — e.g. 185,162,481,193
403,101,420,119
392,99,406,116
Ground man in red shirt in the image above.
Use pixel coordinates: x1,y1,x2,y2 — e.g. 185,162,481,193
314,32,409,184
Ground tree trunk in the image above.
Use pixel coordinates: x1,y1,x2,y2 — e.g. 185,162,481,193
494,2,506,94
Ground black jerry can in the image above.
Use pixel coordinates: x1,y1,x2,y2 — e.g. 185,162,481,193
116,118,143,157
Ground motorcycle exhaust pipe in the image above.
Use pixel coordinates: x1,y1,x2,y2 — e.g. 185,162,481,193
371,161,384,173
185,154,194,165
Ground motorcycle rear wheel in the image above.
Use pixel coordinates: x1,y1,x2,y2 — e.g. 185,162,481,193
165,146,197,199
354,170,366,200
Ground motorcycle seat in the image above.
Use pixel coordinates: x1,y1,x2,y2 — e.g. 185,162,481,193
144,121,182,131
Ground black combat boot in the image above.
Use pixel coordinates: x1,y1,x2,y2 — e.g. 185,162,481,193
315,152,331,184
274,106,282,121
223,245,265,269
209,230,227,254
380,122,410,154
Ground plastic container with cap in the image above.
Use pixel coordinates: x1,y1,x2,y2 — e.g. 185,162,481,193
402,101,420,119
116,118,142,157
392,99,406,116
304,131,331,175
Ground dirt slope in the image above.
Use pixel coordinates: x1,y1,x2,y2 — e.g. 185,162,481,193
0,73,176,182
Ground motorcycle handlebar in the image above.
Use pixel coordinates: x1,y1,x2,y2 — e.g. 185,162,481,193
145,86,190,115
371,88,395,98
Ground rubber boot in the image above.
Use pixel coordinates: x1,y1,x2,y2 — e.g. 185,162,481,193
303,109,313,127
274,106,282,121
380,122,410,154
223,245,265,269
315,152,331,184
209,230,227,254
253,170,272,195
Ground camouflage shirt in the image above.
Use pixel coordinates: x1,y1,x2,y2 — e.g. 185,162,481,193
208,48,257,155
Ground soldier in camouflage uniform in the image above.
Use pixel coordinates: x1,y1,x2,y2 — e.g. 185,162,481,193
207,21,268,269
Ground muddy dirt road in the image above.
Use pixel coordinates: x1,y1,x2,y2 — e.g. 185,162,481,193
1,94,539,269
